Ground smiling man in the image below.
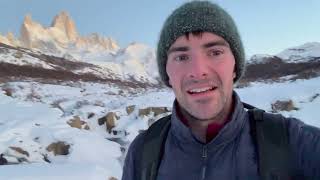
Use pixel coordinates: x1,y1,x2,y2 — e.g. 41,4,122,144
166,32,236,142
122,1,320,180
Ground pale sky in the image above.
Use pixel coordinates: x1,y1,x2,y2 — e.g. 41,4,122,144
1,0,319,57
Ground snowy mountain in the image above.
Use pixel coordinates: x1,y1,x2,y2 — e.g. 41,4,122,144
240,43,320,85
17,12,119,55
0,12,159,84
277,42,320,62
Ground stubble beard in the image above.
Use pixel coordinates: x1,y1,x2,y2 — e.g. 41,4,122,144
177,77,231,124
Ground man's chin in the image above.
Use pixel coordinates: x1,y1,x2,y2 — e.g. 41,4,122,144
188,110,218,121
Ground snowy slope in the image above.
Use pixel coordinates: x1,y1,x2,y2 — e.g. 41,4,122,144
277,42,320,62
0,74,319,179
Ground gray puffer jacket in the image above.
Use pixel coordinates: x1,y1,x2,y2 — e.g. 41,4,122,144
122,94,320,180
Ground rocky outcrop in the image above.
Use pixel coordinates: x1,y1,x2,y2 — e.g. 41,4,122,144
271,99,299,113
138,107,170,117
51,11,78,42
16,12,119,53
98,112,119,133
126,105,136,115
0,32,19,46
67,116,90,130
20,14,52,49
9,146,30,157
46,141,70,156
0,154,8,165
76,33,119,51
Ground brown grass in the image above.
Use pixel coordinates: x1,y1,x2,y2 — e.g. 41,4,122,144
238,56,320,86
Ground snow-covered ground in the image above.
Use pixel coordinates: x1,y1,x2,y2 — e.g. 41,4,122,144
0,76,319,180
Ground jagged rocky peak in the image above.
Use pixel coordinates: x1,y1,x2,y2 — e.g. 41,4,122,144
51,11,78,41
76,33,119,51
0,32,19,46
20,14,47,48
5,11,120,54
23,14,33,25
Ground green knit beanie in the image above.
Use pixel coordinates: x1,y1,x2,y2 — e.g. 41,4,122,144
157,1,245,87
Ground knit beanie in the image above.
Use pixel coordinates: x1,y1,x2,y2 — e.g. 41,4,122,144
157,1,245,87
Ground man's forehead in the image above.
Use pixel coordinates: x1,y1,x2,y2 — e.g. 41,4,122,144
168,32,230,53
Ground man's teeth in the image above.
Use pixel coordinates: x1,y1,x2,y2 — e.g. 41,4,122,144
189,87,214,93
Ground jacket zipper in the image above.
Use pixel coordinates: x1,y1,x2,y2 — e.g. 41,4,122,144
201,145,208,180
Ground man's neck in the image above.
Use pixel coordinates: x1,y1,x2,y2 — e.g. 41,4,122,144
177,97,235,143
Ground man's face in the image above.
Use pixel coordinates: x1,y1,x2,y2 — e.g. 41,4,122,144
166,32,236,122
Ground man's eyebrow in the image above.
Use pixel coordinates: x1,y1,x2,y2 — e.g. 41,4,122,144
202,40,230,48
167,46,189,55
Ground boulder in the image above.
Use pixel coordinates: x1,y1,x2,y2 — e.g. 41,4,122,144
46,141,70,156
138,107,170,117
87,112,95,119
0,154,8,165
67,116,89,130
271,100,299,112
126,105,136,115
9,147,29,157
13,51,23,59
98,112,119,133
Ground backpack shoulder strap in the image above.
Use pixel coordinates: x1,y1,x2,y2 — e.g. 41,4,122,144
139,114,171,180
244,102,291,180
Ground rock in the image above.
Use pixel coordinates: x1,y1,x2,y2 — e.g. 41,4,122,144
109,177,118,180
0,154,8,165
87,112,95,119
51,11,78,42
0,47,9,54
98,116,106,126
42,153,51,163
9,147,29,157
98,112,119,133
13,51,23,59
2,88,14,97
138,107,170,117
126,105,136,115
84,124,90,130
46,141,70,156
106,112,119,133
271,100,299,113
67,116,89,130
310,93,319,102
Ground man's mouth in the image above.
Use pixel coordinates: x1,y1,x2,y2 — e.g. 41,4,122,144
187,86,217,95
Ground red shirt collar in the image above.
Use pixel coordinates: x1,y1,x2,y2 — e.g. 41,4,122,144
175,102,230,142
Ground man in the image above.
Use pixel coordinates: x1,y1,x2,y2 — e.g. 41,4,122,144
122,1,320,180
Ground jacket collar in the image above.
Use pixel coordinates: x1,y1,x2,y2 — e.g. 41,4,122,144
170,91,247,150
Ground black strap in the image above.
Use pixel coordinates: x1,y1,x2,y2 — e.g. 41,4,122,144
244,103,291,180
139,115,171,180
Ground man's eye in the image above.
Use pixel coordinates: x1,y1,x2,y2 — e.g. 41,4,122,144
174,55,189,61
208,49,223,57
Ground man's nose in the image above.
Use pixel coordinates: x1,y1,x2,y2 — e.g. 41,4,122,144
188,56,209,79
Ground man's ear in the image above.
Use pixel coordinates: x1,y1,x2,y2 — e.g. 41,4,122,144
168,78,172,86
233,72,236,79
